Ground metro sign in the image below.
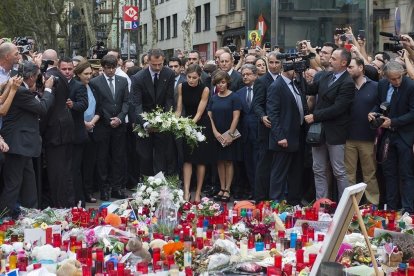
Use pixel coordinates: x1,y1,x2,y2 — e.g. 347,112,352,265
123,6,139,21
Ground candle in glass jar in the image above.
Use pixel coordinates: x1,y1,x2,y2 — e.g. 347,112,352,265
274,255,282,269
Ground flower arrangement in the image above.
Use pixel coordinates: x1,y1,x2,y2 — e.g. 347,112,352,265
133,107,206,150
229,221,250,240
196,197,222,217
132,172,184,219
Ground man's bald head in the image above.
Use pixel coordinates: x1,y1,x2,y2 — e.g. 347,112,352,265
0,42,15,59
43,49,58,61
0,42,19,71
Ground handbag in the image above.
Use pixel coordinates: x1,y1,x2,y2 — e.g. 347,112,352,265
306,122,324,146
225,129,241,140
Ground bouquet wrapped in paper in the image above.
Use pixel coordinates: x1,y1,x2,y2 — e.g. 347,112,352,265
133,107,206,149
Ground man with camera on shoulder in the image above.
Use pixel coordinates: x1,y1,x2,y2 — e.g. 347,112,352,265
368,61,414,213
0,61,55,218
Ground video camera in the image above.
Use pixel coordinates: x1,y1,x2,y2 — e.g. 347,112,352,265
277,52,316,73
380,32,404,53
370,102,390,129
14,37,32,54
36,59,59,89
94,41,108,59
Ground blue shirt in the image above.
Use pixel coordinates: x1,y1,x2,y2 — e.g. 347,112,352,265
386,84,396,103
84,84,96,127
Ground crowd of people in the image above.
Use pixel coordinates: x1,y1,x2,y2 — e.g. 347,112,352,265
0,26,414,217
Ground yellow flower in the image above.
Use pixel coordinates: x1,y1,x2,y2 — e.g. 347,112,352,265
40,222,48,230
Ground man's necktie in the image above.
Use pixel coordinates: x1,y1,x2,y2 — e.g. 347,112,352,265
328,74,336,87
247,87,252,107
153,73,158,97
108,77,115,99
290,81,304,124
390,86,398,112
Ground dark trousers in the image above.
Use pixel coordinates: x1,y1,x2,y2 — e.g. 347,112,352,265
254,141,273,201
72,143,85,206
382,133,414,213
0,153,37,214
45,144,74,208
243,138,260,194
126,123,140,188
136,132,175,176
82,133,98,195
96,125,126,193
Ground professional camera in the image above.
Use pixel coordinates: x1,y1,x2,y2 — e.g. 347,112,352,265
94,41,108,59
277,52,316,73
380,32,404,53
370,102,390,129
15,37,32,54
36,59,59,89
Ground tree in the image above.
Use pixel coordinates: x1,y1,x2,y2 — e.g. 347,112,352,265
150,0,158,48
181,0,195,52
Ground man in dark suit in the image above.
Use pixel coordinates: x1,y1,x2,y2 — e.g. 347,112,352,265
305,48,355,200
89,54,129,201
168,57,186,111
219,52,244,92
0,62,54,217
41,49,75,208
58,57,89,205
130,48,175,176
368,61,414,213
188,50,211,88
236,64,260,199
252,52,282,201
267,62,308,205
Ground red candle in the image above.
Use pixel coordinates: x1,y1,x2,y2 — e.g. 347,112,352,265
206,229,213,239
248,234,255,249
106,260,114,271
307,227,315,241
283,263,292,275
153,248,161,263
296,249,304,264
53,233,61,248
309,253,317,266
274,255,282,269
82,265,91,276
183,227,190,237
318,234,325,242
117,262,125,274
277,230,285,239
96,248,104,262
196,237,203,250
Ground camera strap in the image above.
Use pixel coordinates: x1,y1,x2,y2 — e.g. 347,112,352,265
374,128,390,164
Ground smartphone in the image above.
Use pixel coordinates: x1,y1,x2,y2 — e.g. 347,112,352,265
264,42,271,49
358,30,365,40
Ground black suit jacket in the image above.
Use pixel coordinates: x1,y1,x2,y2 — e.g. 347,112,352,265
372,76,414,146
236,85,259,142
229,70,244,92
130,67,175,126
68,79,88,144
41,67,74,147
267,76,308,152
252,73,277,143
2,86,54,157
308,70,355,145
89,74,129,128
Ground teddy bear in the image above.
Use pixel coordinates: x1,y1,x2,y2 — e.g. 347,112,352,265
56,259,82,276
125,236,152,266
31,244,62,273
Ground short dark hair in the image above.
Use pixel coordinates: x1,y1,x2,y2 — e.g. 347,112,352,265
189,50,201,59
212,69,231,86
58,57,73,67
186,64,202,76
21,61,39,80
147,48,165,60
375,51,391,62
126,66,142,77
168,56,182,66
335,48,351,66
323,42,338,52
141,53,148,65
100,54,118,68
352,57,365,67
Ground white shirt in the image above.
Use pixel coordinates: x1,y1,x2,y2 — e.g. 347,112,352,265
269,72,279,81
104,74,116,92
115,67,131,92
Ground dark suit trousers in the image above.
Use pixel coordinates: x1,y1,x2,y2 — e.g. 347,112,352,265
82,133,98,195
45,144,75,208
243,137,260,194
0,153,37,214
96,125,126,192
136,132,173,176
254,131,273,201
72,143,85,206
382,133,414,213
126,123,140,188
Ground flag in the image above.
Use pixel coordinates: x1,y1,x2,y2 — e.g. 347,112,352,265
256,14,268,38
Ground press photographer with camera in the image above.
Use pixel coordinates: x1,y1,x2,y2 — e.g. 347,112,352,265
0,61,55,218
368,61,414,213
40,49,75,208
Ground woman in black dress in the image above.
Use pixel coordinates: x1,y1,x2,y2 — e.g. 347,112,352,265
175,64,212,203
207,70,242,202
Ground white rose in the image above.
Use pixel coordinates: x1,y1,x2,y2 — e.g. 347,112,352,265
154,178,162,185
140,185,146,191
155,116,162,123
147,176,155,182
177,190,184,196
143,199,150,205
146,187,153,193
151,191,159,198
196,132,206,142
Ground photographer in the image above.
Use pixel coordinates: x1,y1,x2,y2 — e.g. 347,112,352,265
368,61,414,213
0,61,54,218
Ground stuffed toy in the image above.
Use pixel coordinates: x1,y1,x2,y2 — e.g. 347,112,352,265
56,259,82,276
149,238,167,250
31,244,62,273
125,236,151,266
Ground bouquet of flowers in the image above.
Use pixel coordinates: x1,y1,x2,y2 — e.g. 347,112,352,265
229,221,250,240
133,107,206,150
196,197,222,217
132,172,184,219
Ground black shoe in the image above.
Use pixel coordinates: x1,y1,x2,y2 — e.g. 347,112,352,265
204,186,219,197
221,190,231,202
100,192,110,201
85,194,97,203
111,190,126,199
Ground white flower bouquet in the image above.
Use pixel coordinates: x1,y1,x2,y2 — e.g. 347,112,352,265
132,172,184,219
133,107,206,150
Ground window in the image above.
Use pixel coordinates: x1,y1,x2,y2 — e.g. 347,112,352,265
160,18,164,40
195,6,201,33
229,0,236,12
173,14,177,38
143,24,147,44
204,3,210,31
166,16,171,39
155,0,158,5
142,0,147,10
160,0,164,3
241,0,246,9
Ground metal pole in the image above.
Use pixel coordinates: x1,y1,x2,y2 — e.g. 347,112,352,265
127,30,131,59
116,0,120,50
366,0,373,54
271,0,278,47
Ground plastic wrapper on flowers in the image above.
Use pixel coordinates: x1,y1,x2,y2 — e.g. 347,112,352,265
133,107,206,150
131,172,184,220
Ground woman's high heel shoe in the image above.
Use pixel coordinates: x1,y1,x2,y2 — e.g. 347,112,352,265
221,190,230,202
213,189,225,201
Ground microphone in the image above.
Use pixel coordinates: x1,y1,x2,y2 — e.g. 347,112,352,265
379,32,395,38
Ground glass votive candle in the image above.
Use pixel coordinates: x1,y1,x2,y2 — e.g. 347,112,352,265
153,247,161,262
309,253,317,266
296,249,304,264
106,260,114,271
255,241,264,252
136,261,148,274
274,255,282,269
283,263,292,275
